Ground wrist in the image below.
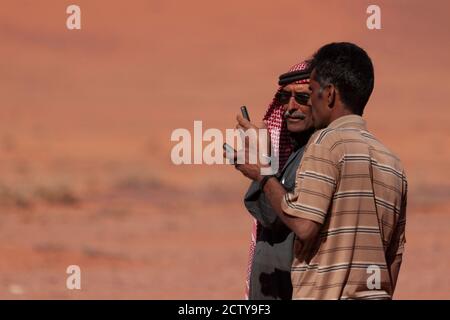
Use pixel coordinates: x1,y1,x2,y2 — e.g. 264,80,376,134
259,174,276,191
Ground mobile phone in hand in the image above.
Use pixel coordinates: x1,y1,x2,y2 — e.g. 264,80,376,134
223,143,236,155
240,106,250,121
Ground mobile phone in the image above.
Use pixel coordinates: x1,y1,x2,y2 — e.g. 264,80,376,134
223,143,236,155
240,106,250,121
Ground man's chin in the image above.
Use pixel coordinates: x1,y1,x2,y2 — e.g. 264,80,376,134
287,123,308,133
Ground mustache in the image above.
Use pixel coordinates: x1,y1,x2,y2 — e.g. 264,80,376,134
283,109,306,120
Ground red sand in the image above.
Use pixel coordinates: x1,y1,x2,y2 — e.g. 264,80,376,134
0,0,449,299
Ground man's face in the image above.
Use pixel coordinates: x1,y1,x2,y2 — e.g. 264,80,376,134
309,70,332,129
280,83,314,133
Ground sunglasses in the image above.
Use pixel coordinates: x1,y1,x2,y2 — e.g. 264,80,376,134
275,90,310,106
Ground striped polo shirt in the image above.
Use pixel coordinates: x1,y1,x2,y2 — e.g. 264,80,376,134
281,115,407,300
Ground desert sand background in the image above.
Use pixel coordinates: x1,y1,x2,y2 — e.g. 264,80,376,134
0,0,449,299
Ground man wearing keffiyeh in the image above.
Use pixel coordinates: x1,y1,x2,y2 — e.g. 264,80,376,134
229,60,316,299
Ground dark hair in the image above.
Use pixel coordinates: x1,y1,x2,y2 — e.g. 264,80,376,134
311,42,374,115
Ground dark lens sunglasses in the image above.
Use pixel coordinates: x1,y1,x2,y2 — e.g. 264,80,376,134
275,91,310,106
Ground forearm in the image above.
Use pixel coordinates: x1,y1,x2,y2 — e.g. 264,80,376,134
389,254,403,292
262,177,321,252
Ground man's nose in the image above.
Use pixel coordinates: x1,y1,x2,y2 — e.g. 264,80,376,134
286,97,298,111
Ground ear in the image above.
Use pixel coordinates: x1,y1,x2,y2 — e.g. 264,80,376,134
327,84,336,109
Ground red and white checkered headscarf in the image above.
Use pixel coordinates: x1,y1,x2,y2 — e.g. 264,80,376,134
245,60,311,299
263,60,311,170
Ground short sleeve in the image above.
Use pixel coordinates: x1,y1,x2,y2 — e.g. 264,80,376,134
387,176,408,259
281,144,338,225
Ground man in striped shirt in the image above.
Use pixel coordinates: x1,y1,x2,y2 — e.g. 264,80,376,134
266,42,407,299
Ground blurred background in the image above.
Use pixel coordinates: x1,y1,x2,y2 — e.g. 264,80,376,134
0,0,449,299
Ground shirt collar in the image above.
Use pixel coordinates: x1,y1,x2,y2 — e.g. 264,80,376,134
327,114,367,130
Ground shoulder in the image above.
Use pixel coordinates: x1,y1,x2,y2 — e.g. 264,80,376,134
307,126,352,151
304,128,343,163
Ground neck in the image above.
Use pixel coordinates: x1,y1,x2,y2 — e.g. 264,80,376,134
328,105,354,125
